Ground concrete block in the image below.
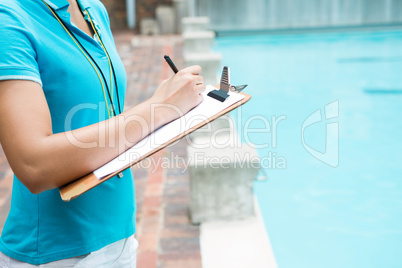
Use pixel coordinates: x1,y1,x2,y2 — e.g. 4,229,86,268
187,143,260,224
182,16,210,32
183,31,215,54
184,52,221,85
156,6,176,35
140,18,158,35
173,0,189,34
200,197,278,268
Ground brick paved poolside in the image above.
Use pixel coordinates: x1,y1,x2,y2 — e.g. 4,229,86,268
0,32,202,268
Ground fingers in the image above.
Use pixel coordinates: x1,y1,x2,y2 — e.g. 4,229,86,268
193,74,204,85
196,93,204,105
176,65,204,85
192,74,205,94
160,79,168,85
195,83,206,94
180,65,202,75
172,65,206,96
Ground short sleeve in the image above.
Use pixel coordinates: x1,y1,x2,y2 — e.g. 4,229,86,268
0,5,42,86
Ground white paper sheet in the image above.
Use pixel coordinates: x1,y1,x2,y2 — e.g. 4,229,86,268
94,85,245,179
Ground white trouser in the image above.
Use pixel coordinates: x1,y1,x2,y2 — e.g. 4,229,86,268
0,235,138,268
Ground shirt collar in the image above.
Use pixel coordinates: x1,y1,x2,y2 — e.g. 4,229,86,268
42,0,69,10
42,0,91,11
76,0,91,11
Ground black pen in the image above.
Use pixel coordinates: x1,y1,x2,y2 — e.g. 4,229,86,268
164,55,179,74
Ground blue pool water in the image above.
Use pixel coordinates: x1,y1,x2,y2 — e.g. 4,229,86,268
214,30,402,268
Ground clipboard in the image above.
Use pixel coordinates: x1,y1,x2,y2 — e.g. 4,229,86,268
59,86,251,201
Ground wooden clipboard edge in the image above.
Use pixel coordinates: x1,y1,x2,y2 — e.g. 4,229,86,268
59,92,251,201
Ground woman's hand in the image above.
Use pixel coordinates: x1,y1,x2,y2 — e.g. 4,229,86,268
149,65,206,124
0,66,206,194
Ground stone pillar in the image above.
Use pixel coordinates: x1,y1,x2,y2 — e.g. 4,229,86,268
140,18,159,35
186,115,261,224
187,141,260,224
183,31,215,54
156,6,176,34
173,0,189,33
182,16,221,85
182,16,210,32
184,53,221,85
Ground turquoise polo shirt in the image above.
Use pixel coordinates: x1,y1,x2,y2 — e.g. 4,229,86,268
0,0,136,265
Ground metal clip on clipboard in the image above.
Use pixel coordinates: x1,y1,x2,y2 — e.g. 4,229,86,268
207,66,231,102
207,66,248,102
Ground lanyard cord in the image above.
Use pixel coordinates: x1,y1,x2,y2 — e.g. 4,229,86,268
85,10,121,115
42,1,121,117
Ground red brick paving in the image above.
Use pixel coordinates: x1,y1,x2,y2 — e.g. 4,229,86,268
0,32,202,267
0,144,13,236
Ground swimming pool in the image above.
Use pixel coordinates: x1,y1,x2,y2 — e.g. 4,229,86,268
214,30,402,268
